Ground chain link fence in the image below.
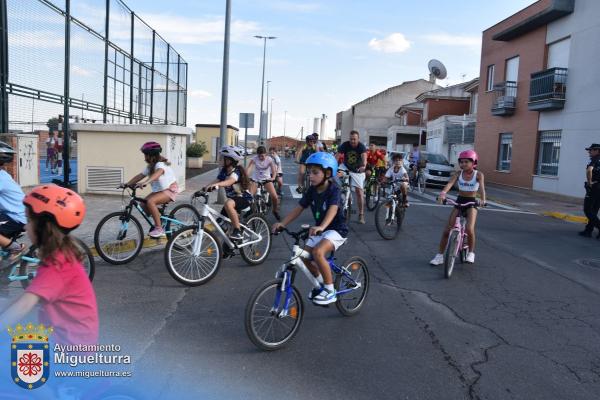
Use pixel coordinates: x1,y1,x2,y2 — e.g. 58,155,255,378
0,0,187,184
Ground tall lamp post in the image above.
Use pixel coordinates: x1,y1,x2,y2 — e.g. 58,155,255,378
269,98,274,140
266,80,271,140
254,35,276,145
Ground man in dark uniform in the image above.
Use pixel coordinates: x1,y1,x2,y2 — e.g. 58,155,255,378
580,143,600,238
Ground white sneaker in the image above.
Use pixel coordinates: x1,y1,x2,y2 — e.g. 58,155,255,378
430,253,444,266
466,252,475,264
313,288,337,305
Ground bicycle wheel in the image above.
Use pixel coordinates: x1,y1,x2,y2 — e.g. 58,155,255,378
166,204,200,239
245,279,304,351
335,256,369,316
365,181,379,211
374,200,401,240
343,192,353,224
417,172,426,194
164,226,221,286
444,230,459,279
19,237,95,289
239,214,271,265
94,212,144,265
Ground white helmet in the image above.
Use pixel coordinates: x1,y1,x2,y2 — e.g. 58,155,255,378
220,145,243,161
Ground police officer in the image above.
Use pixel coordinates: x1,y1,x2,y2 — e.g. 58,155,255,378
580,143,600,238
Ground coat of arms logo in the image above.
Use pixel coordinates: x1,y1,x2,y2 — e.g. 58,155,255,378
8,323,53,390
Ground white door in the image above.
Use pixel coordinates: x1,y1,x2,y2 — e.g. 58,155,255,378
547,38,570,68
505,56,520,97
211,137,219,162
17,135,39,187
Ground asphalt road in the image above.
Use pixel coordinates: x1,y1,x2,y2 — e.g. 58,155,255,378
5,158,599,399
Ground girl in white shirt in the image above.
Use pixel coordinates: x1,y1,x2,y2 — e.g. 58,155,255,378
247,146,280,220
125,141,178,238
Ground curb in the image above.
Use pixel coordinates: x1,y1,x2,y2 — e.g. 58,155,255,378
89,223,217,257
541,212,587,224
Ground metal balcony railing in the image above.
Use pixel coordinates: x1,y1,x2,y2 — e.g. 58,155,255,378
528,67,567,111
491,81,517,116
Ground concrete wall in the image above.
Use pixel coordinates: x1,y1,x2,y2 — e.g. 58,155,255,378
75,124,192,195
195,125,239,162
534,0,600,197
339,79,439,144
475,5,548,189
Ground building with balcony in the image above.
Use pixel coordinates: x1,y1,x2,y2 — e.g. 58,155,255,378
337,79,439,145
474,0,600,197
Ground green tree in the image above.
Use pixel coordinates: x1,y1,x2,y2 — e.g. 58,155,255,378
47,117,59,133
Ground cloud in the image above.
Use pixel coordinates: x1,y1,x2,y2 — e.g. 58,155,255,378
140,14,262,45
189,90,212,99
71,65,95,77
270,2,321,13
368,33,411,53
422,33,481,48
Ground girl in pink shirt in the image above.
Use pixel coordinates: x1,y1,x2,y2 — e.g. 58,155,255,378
0,185,98,345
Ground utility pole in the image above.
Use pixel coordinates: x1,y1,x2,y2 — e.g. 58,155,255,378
254,35,276,146
217,0,232,205
269,98,274,140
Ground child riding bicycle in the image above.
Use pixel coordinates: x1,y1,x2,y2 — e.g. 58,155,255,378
272,152,348,305
124,141,179,238
384,153,410,207
0,185,98,345
247,146,280,220
203,145,252,241
430,150,486,266
0,142,27,259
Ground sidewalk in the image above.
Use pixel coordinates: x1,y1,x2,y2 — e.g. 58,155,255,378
76,167,220,248
485,183,587,224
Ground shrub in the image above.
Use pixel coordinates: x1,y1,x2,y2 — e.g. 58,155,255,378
186,142,207,158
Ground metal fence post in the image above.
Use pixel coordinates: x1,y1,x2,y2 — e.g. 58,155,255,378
165,43,169,124
0,0,9,133
176,54,180,125
102,0,110,123
63,0,71,186
149,30,155,124
184,62,188,126
129,10,134,124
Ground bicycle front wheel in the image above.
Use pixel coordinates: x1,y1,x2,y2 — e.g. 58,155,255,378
444,230,459,279
245,279,304,351
366,181,379,211
335,256,369,316
239,214,271,265
374,200,401,240
19,237,96,289
94,212,144,265
164,226,221,286
166,204,200,239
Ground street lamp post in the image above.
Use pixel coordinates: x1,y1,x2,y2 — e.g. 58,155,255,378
266,80,271,140
269,98,274,140
254,35,276,146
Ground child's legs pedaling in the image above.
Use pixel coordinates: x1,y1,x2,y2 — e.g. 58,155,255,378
298,164,306,186
438,208,459,253
264,182,278,209
145,191,172,228
311,239,336,285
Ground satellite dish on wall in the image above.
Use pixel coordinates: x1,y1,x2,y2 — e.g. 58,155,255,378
428,59,447,83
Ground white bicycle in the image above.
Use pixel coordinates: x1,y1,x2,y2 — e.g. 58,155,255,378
164,189,272,286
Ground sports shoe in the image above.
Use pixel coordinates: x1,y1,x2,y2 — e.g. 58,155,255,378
229,228,243,241
148,227,165,238
313,287,337,305
430,253,444,266
465,252,475,264
308,286,323,301
296,186,304,194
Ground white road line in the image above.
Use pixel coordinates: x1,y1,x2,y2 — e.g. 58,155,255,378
288,185,303,199
409,202,534,214
409,191,519,211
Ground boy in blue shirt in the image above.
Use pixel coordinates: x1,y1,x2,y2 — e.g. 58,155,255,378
272,152,348,305
0,143,26,257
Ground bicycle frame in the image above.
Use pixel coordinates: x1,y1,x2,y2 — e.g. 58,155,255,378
270,229,362,317
339,170,352,210
121,189,185,235
450,213,467,258
0,248,40,283
193,196,264,252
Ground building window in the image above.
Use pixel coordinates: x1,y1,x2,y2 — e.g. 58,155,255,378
536,131,561,176
497,133,512,171
486,65,495,91
470,92,478,115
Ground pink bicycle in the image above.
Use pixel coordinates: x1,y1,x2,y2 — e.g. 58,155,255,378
442,198,479,279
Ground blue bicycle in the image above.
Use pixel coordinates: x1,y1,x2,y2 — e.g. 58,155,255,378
244,226,369,350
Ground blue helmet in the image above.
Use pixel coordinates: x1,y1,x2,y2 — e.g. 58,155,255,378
305,152,338,177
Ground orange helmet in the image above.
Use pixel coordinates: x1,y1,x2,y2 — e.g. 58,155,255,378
23,185,86,231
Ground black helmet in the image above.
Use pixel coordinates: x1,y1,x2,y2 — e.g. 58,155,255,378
0,141,15,164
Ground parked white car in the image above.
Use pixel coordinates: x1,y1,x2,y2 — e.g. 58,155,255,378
420,152,455,186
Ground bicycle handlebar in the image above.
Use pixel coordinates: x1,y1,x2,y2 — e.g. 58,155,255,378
192,190,210,205
273,226,310,242
441,198,481,207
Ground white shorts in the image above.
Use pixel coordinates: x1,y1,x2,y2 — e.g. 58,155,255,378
349,171,365,189
306,230,347,250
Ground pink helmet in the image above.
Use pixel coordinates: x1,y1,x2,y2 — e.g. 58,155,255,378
458,149,478,165
140,141,162,155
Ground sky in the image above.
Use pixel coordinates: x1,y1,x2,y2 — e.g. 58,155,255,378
120,0,536,140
